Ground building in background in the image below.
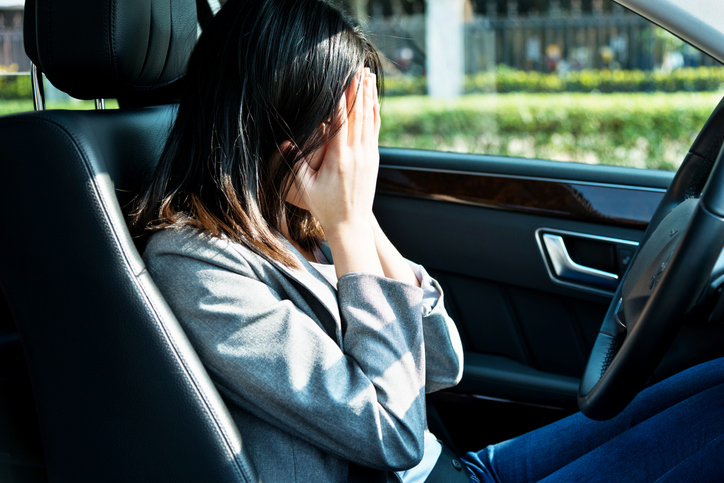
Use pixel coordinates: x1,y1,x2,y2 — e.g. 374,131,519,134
359,0,721,97
3,0,720,96
0,0,26,73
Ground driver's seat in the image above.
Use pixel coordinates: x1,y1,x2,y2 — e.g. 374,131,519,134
0,0,258,481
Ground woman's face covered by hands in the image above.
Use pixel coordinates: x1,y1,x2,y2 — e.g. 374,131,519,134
285,67,381,231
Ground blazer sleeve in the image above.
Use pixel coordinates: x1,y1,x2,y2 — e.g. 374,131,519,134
421,278,464,393
408,262,464,393
145,244,431,471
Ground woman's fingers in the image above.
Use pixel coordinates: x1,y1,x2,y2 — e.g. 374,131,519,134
347,69,363,147
361,68,375,147
324,92,347,166
373,73,381,137
344,67,380,150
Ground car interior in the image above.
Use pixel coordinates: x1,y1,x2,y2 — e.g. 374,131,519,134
2,0,724,481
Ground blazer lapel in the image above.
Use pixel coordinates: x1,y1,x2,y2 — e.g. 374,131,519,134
263,241,344,346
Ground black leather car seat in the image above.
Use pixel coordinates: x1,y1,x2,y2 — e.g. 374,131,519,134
0,0,258,481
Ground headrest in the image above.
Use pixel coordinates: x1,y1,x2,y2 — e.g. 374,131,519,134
24,0,197,100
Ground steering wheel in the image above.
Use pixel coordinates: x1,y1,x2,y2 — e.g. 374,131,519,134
578,97,724,421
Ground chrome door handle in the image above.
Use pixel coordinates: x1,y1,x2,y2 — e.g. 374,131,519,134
541,234,618,289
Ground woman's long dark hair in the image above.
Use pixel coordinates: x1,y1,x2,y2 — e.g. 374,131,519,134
132,0,382,268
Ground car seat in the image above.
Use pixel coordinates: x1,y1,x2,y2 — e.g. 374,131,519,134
0,0,258,481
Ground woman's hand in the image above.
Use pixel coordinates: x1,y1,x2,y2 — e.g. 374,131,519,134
295,68,380,231
294,68,384,278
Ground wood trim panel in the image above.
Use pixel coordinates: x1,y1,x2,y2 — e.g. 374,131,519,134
377,167,663,228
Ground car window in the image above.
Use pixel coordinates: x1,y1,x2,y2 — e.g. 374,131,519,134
0,4,30,115
4,0,721,172
357,0,723,171
0,4,117,114
0,72,117,114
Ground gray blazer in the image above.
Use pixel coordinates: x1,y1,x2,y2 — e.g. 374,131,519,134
144,227,463,482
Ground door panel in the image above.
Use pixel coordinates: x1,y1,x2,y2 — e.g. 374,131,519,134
429,270,605,378
373,147,674,447
376,166,663,229
375,148,673,450
374,194,645,304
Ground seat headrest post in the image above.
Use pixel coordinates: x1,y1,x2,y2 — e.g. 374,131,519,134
31,63,45,111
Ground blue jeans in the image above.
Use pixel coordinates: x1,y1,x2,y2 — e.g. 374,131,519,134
461,357,724,482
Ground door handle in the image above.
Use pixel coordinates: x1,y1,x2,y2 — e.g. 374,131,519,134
541,234,618,289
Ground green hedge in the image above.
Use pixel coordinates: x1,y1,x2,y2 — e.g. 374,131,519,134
7,66,721,99
0,99,120,116
3,81,719,171
379,92,723,170
384,66,724,96
0,75,32,100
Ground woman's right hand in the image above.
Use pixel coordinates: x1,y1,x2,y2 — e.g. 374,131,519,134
294,67,384,278
295,68,380,233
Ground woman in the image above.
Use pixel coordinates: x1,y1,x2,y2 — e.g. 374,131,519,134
134,0,463,481
134,0,724,481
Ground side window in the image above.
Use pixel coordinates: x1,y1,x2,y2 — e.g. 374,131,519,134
358,0,723,171
0,6,117,114
0,7,31,115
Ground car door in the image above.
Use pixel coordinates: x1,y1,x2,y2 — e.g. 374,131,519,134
373,147,670,450
366,0,724,453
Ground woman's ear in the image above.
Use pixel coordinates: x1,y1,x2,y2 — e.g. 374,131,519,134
306,142,327,172
279,139,293,154
269,139,297,180
306,121,334,172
